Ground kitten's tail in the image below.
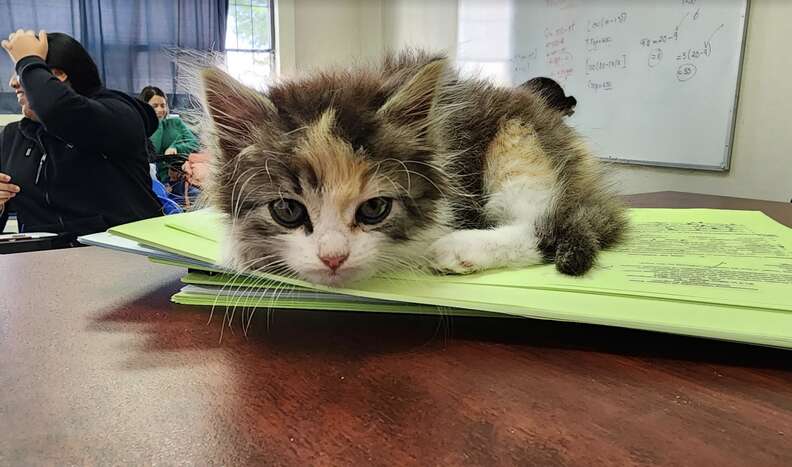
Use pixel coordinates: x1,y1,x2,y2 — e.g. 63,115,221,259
535,199,627,276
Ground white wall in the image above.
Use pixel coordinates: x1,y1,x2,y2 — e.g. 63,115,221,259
277,0,384,75
382,0,458,56
278,0,457,71
284,0,792,202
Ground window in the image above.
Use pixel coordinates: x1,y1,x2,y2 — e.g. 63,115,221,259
225,0,275,89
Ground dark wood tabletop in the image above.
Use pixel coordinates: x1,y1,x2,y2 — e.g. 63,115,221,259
1,191,791,466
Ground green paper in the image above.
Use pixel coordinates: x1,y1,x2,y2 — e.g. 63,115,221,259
171,267,792,348
175,273,501,317
393,209,792,312
139,208,792,311
109,210,221,264
181,270,313,291
165,210,225,242
102,207,792,348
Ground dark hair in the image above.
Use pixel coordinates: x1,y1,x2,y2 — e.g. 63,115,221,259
45,32,102,96
139,85,166,103
521,77,577,114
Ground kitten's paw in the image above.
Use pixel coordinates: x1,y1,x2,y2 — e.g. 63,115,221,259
429,232,491,274
554,236,598,276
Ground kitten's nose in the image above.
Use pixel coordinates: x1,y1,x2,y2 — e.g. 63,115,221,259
320,254,348,272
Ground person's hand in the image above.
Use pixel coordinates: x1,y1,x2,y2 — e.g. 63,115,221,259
185,160,210,187
0,172,21,208
1,30,48,65
164,147,178,156
181,154,211,188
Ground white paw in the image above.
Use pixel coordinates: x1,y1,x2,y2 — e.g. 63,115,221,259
430,231,492,274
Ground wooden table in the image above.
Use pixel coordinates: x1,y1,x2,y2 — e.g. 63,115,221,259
1,191,791,466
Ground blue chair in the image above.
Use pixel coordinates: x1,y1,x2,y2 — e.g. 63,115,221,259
151,177,182,215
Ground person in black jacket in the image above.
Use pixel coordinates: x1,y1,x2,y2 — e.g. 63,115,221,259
0,29,162,244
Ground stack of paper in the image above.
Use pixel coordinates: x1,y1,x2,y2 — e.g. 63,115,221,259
80,208,792,348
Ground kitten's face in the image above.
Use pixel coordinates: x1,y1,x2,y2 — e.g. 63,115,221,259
201,60,448,285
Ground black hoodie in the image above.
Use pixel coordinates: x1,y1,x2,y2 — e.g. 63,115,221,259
0,56,162,238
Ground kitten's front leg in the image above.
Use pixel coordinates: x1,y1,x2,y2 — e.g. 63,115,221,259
429,225,543,274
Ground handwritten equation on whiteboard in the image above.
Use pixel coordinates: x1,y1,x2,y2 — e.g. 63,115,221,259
509,0,729,92
639,11,725,83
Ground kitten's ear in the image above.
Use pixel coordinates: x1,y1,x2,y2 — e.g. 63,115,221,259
201,67,278,158
378,58,447,125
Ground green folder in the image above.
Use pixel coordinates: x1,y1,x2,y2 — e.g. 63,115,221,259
94,207,792,348
175,272,501,317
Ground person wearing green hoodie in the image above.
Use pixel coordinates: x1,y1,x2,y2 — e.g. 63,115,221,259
139,85,200,183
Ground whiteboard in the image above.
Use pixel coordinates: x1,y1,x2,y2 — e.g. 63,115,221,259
457,0,749,170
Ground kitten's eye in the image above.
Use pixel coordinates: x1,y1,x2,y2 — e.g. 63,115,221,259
268,199,308,228
356,197,393,225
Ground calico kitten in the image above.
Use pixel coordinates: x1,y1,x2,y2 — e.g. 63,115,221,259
199,50,626,286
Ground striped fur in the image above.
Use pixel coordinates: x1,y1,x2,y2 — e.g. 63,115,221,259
200,50,627,285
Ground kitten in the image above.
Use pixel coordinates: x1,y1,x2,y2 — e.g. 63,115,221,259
199,50,626,286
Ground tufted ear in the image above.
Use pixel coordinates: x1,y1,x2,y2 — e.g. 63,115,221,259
377,58,447,126
201,67,279,159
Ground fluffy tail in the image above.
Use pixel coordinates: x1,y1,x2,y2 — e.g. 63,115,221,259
535,199,627,275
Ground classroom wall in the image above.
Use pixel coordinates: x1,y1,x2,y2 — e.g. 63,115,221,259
359,0,792,202
278,0,383,74
382,0,458,56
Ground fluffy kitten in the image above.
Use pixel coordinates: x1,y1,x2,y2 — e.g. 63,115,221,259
199,50,626,286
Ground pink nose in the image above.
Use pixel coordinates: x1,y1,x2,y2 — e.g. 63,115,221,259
320,254,348,271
